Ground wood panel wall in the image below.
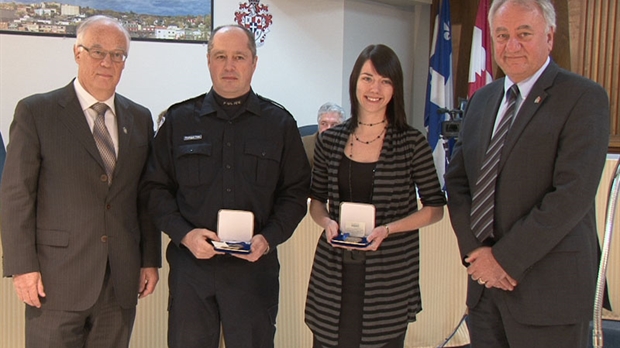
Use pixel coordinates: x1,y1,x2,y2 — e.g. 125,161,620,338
572,0,620,151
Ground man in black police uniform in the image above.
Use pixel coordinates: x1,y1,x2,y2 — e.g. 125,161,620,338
141,24,310,348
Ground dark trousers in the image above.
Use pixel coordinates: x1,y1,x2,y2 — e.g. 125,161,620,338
313,335,406,348
338,257,365,348
313,252,405,348
468,287,589,348
25,265,136,348
167,244,279,348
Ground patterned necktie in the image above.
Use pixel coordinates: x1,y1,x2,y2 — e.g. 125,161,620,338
470,84,520,242
91,102,116,186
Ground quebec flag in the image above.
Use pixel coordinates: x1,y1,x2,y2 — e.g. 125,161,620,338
424,0,453,189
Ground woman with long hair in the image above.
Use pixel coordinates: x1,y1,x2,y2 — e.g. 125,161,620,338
304,44,446,348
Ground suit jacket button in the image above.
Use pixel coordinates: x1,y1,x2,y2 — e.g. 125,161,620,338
101,235,108,243
100,174,108,182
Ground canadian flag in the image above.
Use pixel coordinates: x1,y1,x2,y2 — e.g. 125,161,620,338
468,0,493,98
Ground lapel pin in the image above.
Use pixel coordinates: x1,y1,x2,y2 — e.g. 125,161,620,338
534,96,541,104
123,127,127,134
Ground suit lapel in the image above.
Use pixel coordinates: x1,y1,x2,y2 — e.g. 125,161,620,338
471,82,504,173
498,62,559,172
57,82,107,170
114,95,134,179
57,82,138,190
479,86,505,151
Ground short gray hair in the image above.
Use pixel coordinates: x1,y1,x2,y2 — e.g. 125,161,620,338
317,102,345,123
489,0,556,33
208,24,257,58
76,15,131,52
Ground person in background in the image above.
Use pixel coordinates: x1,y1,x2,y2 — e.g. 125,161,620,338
302,102,345,167
304,44,446,348
445,0,610,347
140,24,310,348
0,15,160,347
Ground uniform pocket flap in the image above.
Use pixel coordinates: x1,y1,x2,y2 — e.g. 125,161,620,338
244,142,280,162
176,143,212,158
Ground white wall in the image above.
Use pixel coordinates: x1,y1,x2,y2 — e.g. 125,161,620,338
0,0,431,141
214,0,346,125
0,33,211,138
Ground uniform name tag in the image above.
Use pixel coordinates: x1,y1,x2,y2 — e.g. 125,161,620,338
183,135,202,141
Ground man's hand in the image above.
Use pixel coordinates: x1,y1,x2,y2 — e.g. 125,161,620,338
13,271,46,308
233,234,270,262
466,247,518,291
138,267,159,299
181,228,223,259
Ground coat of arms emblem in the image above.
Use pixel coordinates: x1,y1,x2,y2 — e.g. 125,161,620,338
234,0,273,47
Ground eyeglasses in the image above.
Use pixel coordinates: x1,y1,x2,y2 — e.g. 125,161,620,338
78,44,127,62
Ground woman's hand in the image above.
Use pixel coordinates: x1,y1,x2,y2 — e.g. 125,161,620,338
362,224,390,251
324,219,340,242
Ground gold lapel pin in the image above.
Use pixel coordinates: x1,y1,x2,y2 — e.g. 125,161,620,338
534,96,541,104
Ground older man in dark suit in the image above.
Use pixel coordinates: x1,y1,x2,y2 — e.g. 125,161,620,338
445,0,609,347
0,15,160,347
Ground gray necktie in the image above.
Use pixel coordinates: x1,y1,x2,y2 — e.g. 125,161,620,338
470,84,520,242
91,103,116,186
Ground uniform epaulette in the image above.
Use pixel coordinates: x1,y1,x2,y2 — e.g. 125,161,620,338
257,94,288,111
168,93,207,111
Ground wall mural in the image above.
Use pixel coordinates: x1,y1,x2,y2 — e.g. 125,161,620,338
0,0,213,43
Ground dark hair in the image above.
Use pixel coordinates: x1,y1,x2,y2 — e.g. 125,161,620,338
348,44,408,131
208,24,257,58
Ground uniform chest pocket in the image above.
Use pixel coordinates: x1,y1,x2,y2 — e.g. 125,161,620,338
175,143,212,186
243,141,282,187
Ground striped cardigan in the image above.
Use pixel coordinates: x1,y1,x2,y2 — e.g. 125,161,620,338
304,120,446,347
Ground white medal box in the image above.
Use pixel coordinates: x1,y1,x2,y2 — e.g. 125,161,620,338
213,209,254,254
332,202,375,247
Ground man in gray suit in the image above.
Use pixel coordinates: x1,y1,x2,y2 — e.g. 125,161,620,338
0,15,160,347
445,0,609,347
